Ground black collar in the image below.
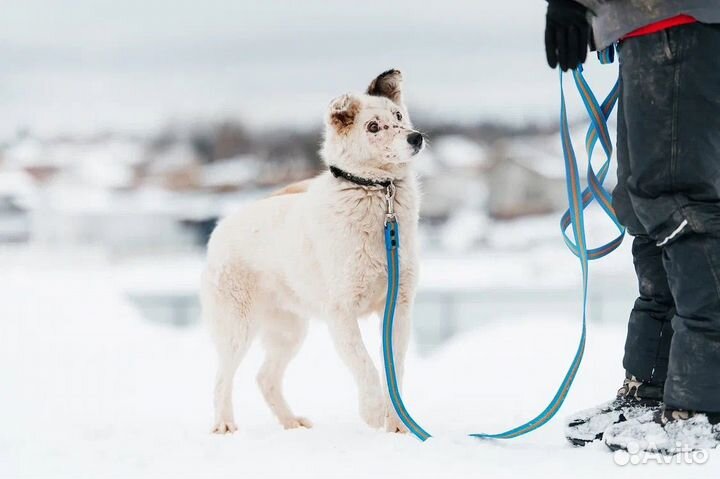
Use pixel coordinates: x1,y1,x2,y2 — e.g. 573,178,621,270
329,165,394,188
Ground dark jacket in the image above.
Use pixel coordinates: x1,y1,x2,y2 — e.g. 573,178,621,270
576,0,720,48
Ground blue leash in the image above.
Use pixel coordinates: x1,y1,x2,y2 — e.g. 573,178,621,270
381,48,624,441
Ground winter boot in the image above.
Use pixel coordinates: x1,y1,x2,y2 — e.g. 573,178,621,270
604,407,720,454
565,375,664,446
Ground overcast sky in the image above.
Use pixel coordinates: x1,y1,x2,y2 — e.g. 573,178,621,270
0,0,619,139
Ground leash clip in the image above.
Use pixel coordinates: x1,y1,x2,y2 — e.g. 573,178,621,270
384,181,396,225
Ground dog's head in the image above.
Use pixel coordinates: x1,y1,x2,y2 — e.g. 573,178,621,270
321,69,424,180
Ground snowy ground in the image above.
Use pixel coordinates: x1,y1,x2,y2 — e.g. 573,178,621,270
1,248,717,478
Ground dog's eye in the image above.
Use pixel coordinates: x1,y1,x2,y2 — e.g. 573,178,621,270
367,121,380,133
395,111,403,121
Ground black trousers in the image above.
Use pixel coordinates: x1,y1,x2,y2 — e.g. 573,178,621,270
613,23,720,413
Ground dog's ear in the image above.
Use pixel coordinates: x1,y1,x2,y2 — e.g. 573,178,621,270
327,94,361,134
366,69,403,105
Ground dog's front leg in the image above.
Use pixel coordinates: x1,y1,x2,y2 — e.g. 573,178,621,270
380,291,412,434
327,318,385,429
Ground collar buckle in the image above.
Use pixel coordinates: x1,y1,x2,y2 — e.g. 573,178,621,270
384,181,396,226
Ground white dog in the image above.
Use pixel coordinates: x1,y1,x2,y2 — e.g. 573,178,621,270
201,69,423,434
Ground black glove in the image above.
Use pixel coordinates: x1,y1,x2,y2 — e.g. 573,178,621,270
545,0,590,71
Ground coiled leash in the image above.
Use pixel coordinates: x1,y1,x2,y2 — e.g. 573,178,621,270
381,47,624,441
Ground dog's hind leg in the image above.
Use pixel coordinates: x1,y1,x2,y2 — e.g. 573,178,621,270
202,267,257,434
256,309,311,429
212,331,253,434
327,317,385,429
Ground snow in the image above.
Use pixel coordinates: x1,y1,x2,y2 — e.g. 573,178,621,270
113,254,204,295
0,170,36,199
3,138,144,175
437,209,489,252
145,144,198,176
201,156,262,189
2,248,717,478
0,2,696,475
432,136,489,169
499,119,618,182
604,411,720,456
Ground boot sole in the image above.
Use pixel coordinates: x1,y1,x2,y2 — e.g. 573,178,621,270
567,432,604,447
566,412,628,447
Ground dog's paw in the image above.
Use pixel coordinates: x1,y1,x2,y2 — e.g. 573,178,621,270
211,421,238,434
280,416,313,430
360,396,386,429
385,407,408,434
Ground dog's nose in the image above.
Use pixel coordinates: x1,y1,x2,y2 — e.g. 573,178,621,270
407,132,423,149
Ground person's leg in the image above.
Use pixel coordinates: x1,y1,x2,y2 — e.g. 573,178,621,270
564,75,672,446
620,23,720,415
661,24,720,412
613,82,676,387
622,236,675,383
663,234,720,412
